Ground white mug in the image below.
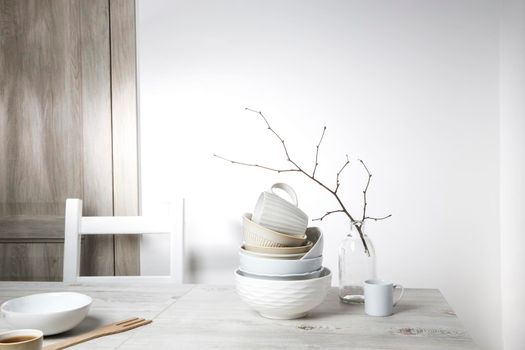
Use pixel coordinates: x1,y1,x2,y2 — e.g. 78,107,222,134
364,279,404,317
252,183,308,236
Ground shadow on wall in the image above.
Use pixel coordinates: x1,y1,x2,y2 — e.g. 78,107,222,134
186,250,240,284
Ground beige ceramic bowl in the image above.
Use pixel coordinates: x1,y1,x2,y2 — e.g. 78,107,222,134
244,241,313,255
242,213,306,247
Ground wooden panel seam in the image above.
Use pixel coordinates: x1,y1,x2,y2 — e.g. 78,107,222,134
109,0,140,276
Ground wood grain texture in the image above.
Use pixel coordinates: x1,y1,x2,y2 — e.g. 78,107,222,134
0,285,477,349
0,0,83,212
0,0,84,280
109,0,140,276
0,0,141,280
0,216,64,242
0,244,63,281
78,0,115,277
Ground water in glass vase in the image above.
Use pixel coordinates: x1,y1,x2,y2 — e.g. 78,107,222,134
339,222,376,304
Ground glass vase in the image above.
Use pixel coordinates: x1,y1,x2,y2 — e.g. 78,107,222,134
339,221,376,304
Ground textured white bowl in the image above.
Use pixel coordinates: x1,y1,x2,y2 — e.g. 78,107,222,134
301,227,324,259
235,268,332,319
243,213,306,247
239,251,323,275
1,292,92,335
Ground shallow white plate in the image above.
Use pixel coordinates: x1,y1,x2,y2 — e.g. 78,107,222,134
1,292,92,335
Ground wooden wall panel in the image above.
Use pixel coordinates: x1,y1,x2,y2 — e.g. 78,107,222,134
78,0,115,276
110,0,141,276
0,0,83,214
0,0,141,280
0,243,63,281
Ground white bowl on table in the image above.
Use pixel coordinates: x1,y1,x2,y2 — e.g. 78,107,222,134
1,292,92,335
235,267,332,319
239,250,322,275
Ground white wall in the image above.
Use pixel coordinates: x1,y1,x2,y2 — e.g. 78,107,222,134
136,1,501,348
500,1,525,349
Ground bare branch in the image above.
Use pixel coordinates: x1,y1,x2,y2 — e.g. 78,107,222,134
216,108,392,255
335,155,350,193
213,154,300,173
359,159,372,222
312,126,327,178
245,108,293,162
364,214,393,221
312,209,345,221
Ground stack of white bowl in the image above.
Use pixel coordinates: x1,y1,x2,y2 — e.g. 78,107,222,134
236,183,332,320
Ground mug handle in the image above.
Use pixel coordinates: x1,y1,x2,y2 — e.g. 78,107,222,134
393,284,405,307
270,183,298,206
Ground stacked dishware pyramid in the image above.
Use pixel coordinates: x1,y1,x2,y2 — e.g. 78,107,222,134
235,183,332,320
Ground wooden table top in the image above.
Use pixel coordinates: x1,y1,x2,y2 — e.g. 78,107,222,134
0,283,477,349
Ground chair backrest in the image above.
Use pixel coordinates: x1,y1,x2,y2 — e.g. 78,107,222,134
63,198,183,284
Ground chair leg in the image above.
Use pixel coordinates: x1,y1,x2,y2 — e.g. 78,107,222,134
63,199,83,283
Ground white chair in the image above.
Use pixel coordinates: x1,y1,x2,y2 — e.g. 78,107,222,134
63,198,183,284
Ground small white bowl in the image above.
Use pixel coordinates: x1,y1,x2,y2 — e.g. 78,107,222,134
237,267,323,281
235,267,332,319
1,292,92,335
239,250,322,275
240,246,306,259
301,227,324,259
243,213,306,247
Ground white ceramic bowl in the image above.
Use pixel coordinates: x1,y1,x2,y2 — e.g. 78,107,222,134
243,213,306,247
235,267,332,319
240,246,306,259
301,227,324,259
1,292,92,335
252,183,309,236
239,250,322,275
237,267,323,281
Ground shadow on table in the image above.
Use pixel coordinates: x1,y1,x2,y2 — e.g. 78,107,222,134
45,316,105,338
393,303,421,313
306,292,422,320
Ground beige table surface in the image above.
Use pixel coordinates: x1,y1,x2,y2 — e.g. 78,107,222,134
0,283,477,349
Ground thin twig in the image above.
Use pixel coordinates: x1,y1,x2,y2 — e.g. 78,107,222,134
364,214,393,221
359,159,372,222
245,108,293,162
213,154,300,174
313,209,345,221
312,126,327,178
335,155,350,193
